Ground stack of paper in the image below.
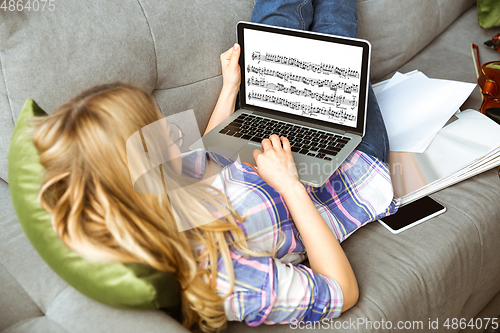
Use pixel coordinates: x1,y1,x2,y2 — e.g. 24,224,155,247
374,71,500,205
374,71,476,153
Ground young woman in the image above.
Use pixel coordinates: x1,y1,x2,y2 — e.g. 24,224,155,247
32,0,398,331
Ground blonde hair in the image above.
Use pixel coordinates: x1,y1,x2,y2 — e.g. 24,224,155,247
32,83,276,332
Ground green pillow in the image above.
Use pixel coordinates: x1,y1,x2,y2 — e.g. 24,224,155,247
478,0,500,29
8,99,181,313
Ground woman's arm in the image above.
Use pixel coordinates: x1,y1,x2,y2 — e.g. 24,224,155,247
204,43,241,135
280,183,359,312
252,135,359,312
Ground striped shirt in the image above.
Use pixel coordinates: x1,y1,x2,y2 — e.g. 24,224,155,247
181,149,399,326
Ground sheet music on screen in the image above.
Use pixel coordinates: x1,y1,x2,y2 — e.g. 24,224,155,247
243,28,363,128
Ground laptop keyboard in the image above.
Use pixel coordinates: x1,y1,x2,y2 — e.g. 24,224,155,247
218,113,350,161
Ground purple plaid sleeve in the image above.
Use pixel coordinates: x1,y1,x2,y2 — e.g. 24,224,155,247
214,252,344,326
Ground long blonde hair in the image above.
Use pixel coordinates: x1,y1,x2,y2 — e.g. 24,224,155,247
32,83,273,332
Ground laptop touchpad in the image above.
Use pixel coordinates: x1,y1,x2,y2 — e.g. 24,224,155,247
206,146,241,161
233,143,261,166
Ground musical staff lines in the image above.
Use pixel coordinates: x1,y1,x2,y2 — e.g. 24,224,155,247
248,77,335,104
247,73,359,94
252,51,360,79
248,91,357,121
245,47,361,125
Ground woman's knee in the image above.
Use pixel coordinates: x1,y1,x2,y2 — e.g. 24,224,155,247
310,0,359,38
251,0,314,31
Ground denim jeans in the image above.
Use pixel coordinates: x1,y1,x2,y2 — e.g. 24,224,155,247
251,0,390,163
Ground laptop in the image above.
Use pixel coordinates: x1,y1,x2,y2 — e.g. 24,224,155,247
190,21,371,186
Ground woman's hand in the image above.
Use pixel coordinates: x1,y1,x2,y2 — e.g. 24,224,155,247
204,43,241,135
252,135,301,195
220,43,241,93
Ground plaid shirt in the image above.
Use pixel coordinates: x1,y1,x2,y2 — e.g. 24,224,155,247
182,149,399,326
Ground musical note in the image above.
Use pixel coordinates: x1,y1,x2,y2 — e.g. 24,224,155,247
247,75,339,104
247,50,360,124
249,51,360,78
246,65,359,93
248,90,357,122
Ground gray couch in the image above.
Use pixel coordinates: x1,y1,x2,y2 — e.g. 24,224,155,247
1,1,500,332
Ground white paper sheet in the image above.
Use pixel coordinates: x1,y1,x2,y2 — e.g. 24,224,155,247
372,70,422,95
380,71,417,92
388,109,500,204
375,73,476,153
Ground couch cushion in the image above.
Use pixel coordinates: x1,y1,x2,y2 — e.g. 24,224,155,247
0,262,43,332
358,0,476,81
8,99,181,311
0,0,157,183
143,0,255,135
432,168,500,321
0,2,156,119
43,287,188,333
392,5,500,113
0,64,14,182
152,77,223,144
3,317,68,333
0,177,68,315
3,286,190,333
138,0,254,91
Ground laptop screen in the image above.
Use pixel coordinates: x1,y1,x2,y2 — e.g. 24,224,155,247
237,22,370,135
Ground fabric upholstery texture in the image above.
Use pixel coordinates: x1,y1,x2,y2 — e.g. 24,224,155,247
8,99,180,311
3,317,68,333
41,287,187,333
390,6,500,112
0,2,156,183
357,0,475,82
0,263,43,332
0,64,14,182
0,177,68,315
1,0,500,332
462,292,500,333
